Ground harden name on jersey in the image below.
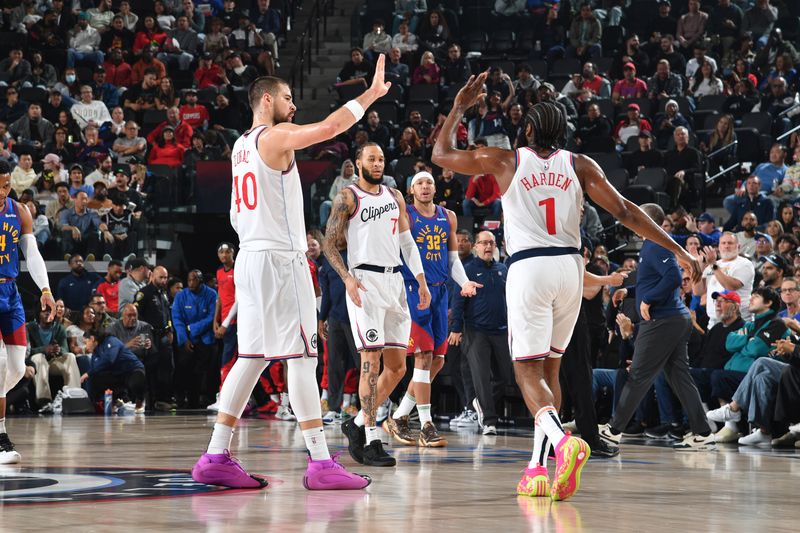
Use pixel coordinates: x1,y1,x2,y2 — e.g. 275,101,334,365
519,171,574,193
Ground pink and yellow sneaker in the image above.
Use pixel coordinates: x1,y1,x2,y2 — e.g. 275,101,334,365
303,453,371,490
551,434,591,501
191,450,268,489
517,463,550,497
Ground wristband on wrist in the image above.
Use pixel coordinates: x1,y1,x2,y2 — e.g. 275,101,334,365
343,99,365,121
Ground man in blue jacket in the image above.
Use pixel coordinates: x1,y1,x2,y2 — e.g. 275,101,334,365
450,230,511,436
600,204,714,450
80,329,146,413
172,269,217,408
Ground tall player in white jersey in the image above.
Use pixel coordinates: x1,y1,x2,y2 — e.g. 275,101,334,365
323,142,431,467
432,72,700,501
191,56,395,491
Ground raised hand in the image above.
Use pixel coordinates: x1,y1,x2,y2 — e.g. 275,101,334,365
368,54,392,99
454,70,488,109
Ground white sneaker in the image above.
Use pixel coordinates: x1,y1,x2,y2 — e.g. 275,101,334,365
738,428,771,446
706,404,741,423
449,407,468,426
598,423,621,445
458,409,480,427
0,434,20,464
714,426,740,443
207,393,220,412
789,422,800,434
673,432,716,451
482,425,497,436
321,411,340,425
134,404,146,415
376,398,391,423
562,419,578,433
276,404,296,421
120,401,136,415
472,398,484,429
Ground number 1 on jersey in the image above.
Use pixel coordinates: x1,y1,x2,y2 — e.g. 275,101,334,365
538,197,556,235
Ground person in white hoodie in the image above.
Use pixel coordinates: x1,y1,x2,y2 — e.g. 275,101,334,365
71,86,112,130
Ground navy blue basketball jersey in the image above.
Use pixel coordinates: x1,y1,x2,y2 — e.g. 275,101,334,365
402,204,450,285
0,198,21,279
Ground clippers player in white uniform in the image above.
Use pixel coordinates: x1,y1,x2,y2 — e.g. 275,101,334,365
432,73,700,501
192,55,396,491
323,142,431,467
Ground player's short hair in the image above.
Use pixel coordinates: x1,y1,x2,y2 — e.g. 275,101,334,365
0,161,10,175
355,141,383,160
525,101,566,150
641,203,665,225
248,76,288,110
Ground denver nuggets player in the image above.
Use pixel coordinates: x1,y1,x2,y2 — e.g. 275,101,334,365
0,161,55,464
383,170,481,447
432,73,700,501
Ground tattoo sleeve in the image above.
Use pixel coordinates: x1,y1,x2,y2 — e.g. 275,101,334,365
323,189,353,282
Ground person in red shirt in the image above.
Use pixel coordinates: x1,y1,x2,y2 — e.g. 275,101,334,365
178,89,209,131
209,242,237,410
132,15,168,56
194,52,225,89
96,259,123,314
103,49,133,89
147,107,194,147
147,126,187,166
463,140,502,218
612,62,648,104
580,62,607,99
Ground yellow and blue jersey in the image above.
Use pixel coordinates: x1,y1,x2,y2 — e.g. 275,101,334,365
401,204,449,285
0,198,22,280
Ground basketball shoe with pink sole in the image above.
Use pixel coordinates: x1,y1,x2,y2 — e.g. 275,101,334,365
191,450,269,489
303,454,371,490
550,434,591,501
517,464,550,497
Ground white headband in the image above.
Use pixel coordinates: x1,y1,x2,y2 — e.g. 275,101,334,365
410,171,434,188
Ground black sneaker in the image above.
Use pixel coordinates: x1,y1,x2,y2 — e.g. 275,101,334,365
0,433,21,464
668,424,687,441
644,423,681,440
622,421,645,437
586,438,620,458
362,440,396,467
342,418,366,464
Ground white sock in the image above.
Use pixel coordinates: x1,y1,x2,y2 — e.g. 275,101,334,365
529,424,549,469
535,406,566,445
280,392,290,406
724,420,739,431
365,425,380,444
207,423,234,454
321,389,329,401
393,392,417,419
270,394,280,403
354,410,365,427
418,403,432,425
0,417,5,434
302,426,331,461
342,394,352,408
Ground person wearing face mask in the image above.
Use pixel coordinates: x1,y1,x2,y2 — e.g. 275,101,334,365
67,13,104,68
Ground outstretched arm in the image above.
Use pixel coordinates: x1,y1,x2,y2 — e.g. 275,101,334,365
18,201,55,319
577,154,701,282
431,71,516,190
267,55,392,152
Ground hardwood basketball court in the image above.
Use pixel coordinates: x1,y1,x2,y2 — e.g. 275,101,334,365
0,414,796,531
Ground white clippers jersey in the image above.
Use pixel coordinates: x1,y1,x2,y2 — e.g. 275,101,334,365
503,148,584,255
346,184,401,268
229,125,308,252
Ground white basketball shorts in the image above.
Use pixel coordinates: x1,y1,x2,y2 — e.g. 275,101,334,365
506,254,584,361
235,249,318,361
346,268,411,351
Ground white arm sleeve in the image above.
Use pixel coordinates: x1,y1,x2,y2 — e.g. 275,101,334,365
399,230,424,279
448,251,470,288
221,301,238,328
19,234,50,291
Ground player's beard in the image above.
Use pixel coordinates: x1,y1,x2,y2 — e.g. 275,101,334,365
362,171,383,185
273,109,294,124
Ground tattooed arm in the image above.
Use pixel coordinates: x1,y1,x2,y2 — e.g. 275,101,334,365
323,188,367,307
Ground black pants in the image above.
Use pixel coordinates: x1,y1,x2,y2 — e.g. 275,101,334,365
61,229,100,257
443,341,476,409
710,369,747,402
90,368,146,403
145,335,174,405
103,231,138,259
610,315,710,435
560,308,599,442
463,328,514,426
326,318,359,412
174,342,218,408
775,364,800,425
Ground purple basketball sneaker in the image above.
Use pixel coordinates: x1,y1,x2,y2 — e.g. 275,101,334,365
303,454,371,490
191,450,269,489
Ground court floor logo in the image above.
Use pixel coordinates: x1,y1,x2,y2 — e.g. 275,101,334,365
0,467,237,505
